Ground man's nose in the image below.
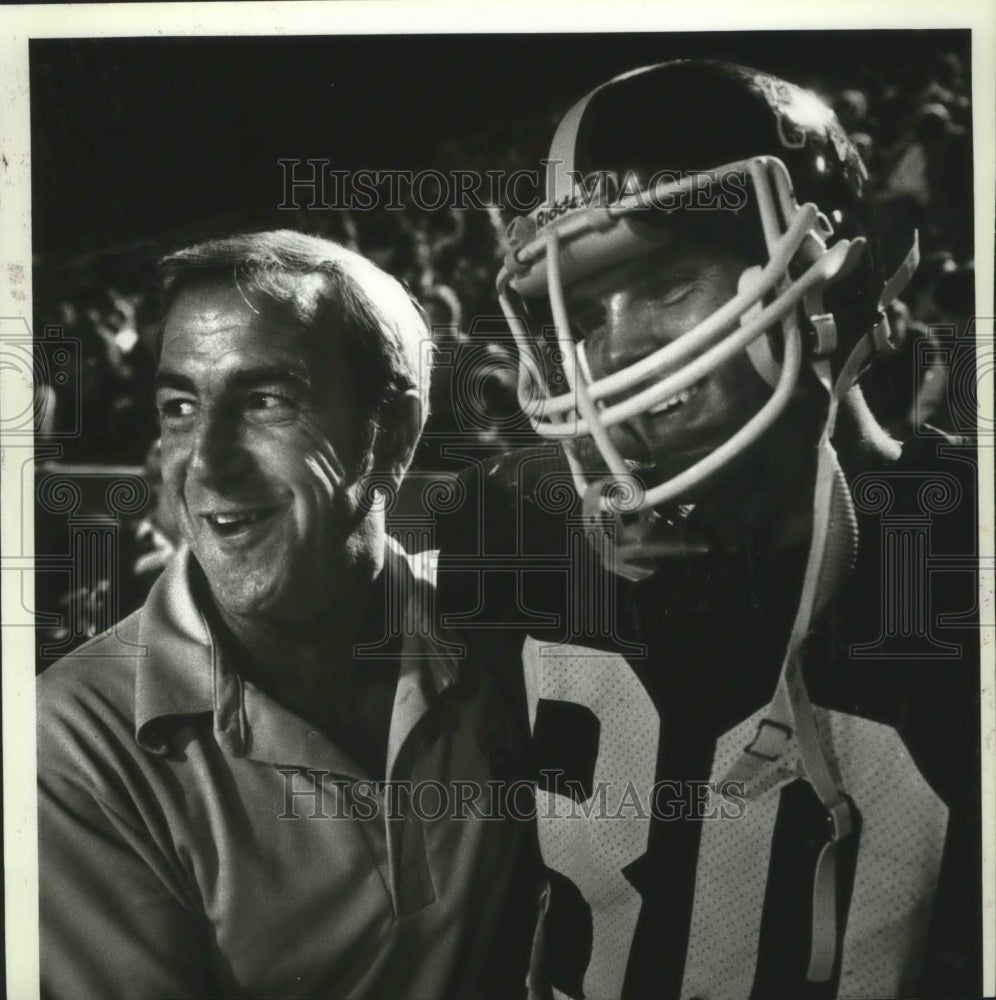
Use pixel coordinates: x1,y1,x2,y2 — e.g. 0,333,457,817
188,408,249,485
601,304,667,375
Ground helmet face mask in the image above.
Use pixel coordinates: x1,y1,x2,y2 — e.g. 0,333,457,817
500,154,865,517
496,60,894,525
563,226,776,486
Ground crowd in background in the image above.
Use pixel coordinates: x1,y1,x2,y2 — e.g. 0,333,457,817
32,48,977,660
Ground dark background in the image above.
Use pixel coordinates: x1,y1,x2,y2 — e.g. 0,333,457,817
30,31,971,261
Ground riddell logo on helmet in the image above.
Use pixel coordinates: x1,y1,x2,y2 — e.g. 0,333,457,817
536,195,579,228
534,167,748,230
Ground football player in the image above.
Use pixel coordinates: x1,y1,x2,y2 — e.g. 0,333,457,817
436,61,981,1000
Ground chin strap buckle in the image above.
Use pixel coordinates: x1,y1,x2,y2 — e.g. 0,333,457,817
809,313,839,357
826,795,854,842
803,285,838,359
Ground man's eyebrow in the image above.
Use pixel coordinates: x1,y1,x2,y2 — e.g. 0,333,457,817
228,366,315,392
154,369,195,393
154,366,315,393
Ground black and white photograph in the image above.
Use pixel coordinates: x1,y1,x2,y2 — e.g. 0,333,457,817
2,4,993,998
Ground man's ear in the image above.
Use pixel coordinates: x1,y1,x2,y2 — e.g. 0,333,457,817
374,388,424,487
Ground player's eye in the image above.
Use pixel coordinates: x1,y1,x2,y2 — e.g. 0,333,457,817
646,277,697,308
156,396,196,423
658,283,694,306
244,392,296,422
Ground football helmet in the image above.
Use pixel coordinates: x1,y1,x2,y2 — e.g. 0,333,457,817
497,60,917,518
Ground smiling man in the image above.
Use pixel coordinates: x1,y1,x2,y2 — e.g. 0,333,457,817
437,61,981,999
37,230,536,999
564,224,777,487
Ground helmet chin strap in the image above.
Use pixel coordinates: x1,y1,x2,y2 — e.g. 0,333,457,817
718,351,857,983
716,230,920,984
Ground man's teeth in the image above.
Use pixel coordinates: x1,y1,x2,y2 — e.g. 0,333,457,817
208,511,268,528
649,382,702,415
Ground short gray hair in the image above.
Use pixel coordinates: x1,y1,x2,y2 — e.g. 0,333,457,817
156,230,431,432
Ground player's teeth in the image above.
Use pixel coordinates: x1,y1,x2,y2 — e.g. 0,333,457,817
211,511,264,526
651,382,701,414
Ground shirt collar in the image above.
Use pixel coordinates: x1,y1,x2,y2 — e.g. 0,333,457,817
135,547,215,753
134,538,462,764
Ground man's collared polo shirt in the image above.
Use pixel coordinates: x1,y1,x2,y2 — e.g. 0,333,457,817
38,541,532,999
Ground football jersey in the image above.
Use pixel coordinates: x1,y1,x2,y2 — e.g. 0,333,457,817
433,433,981,1000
